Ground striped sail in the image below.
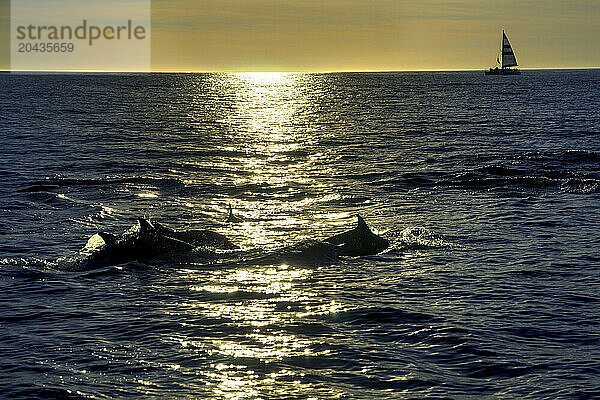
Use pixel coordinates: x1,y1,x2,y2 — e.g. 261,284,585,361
501,31,518,68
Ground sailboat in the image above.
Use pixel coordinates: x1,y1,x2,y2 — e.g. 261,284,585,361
485,30,521,75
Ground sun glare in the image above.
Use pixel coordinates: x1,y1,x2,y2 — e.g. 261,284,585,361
235,72,293,85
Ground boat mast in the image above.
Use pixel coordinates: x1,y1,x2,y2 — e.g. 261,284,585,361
501,29,504,69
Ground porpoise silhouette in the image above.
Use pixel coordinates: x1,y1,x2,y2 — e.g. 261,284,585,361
77,214,387,269
80,218,237,268
256,215,389,265
324,215,389,256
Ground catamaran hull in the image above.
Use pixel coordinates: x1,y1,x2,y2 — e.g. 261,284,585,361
485,68,521,75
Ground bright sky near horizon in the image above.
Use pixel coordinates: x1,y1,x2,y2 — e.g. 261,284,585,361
1,0,599,71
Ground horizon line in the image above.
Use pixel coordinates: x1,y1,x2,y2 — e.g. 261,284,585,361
2,67,599,74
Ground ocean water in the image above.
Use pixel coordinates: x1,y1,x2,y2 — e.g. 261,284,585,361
1,70,600,399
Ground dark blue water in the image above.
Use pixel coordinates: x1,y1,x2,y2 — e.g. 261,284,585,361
1,70,600,399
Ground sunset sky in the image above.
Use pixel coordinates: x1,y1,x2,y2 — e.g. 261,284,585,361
1,0,599,71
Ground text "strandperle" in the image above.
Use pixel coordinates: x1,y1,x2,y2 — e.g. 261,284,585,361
16,20,146,46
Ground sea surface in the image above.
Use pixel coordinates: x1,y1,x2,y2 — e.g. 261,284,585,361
1,70,600,399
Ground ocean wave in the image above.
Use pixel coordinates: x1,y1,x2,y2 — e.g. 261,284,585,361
522,149,600,164
16,184,62,193
438,174,556,190
463,361,554,379
18,176,186,191
353,158,600,195
503,326,600,345
560,178,600,194
1,386,90,400
335,306,436,325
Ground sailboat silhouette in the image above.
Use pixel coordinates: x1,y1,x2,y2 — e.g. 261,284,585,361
486,30,521,75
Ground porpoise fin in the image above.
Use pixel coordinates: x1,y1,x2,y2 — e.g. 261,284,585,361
97,232,117,247
226,204,242,223
137,218,155,236
356,214,369,231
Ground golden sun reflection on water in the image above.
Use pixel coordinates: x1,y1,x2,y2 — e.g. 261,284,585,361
163,73,355,398
196,72,336,247
166,264,347,399
227,72,305,139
